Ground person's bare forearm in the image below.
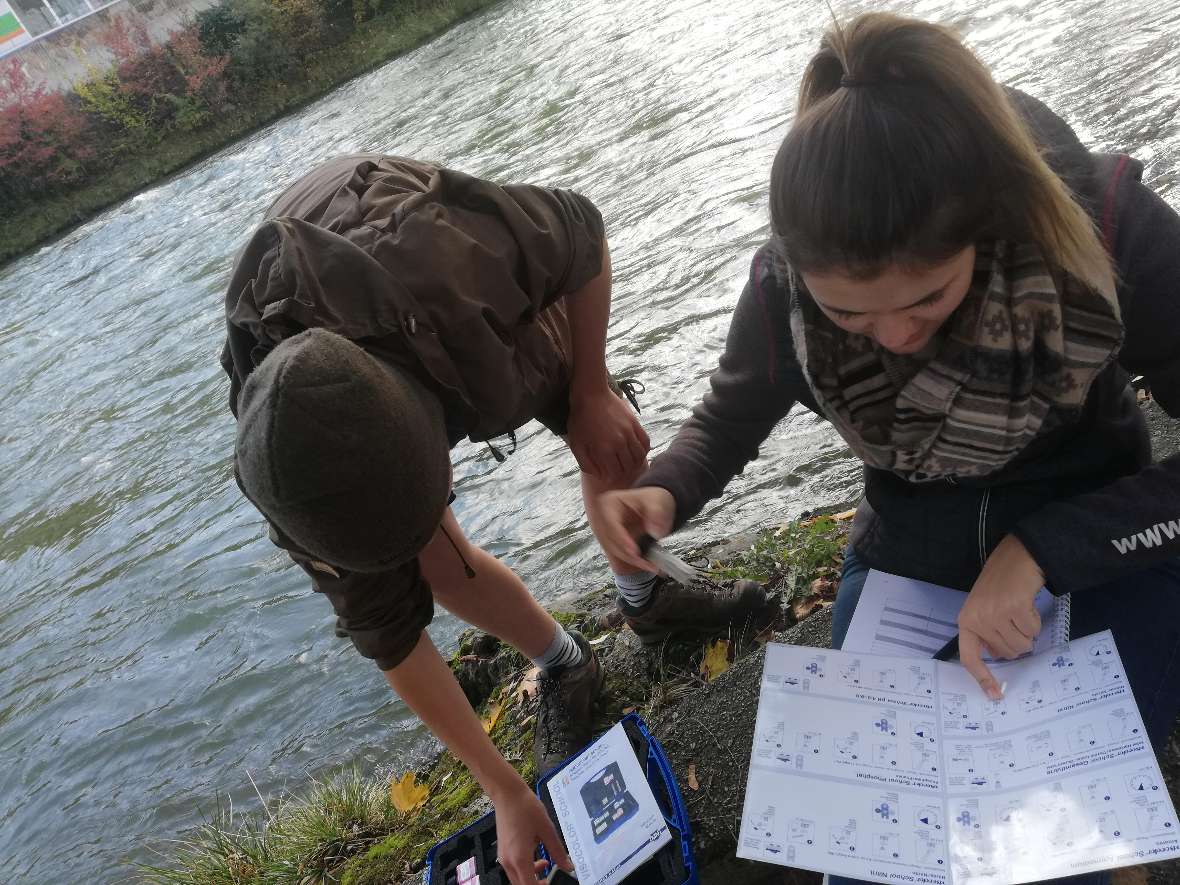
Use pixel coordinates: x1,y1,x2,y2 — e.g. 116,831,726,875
384,632,528,801
566,242,612,398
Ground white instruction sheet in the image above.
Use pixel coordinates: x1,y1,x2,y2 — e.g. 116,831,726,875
547,721,671,885
842,570,1067,659
737,631,1180,885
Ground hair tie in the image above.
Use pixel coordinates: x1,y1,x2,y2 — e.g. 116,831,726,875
840,74,869,88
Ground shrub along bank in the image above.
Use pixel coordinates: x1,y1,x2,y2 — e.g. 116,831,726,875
0,0,500,266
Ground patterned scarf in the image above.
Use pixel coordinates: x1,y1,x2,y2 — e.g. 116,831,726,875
786,241,1124,482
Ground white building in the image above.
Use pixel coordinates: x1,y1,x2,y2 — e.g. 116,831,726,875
1,0,121,55
0,0,216,92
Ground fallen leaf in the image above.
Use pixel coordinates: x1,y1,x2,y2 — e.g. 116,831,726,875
809,578,837,602
833,509,857,521
792,596,822,621
622,707,636,715
482,701,503,734
700,639,730,682
389,772,429,813
752,623,777,645
589,634,610,647
512,667,541,706
687,762,700,791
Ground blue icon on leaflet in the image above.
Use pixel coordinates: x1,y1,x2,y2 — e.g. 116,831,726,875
956,811,980,829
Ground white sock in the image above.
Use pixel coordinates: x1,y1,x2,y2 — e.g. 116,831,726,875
614,570,659,610
532,622,585,674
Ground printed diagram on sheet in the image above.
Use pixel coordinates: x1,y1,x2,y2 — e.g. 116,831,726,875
737,631,1180,885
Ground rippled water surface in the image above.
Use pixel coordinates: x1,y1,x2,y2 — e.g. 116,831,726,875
1,0,1178,880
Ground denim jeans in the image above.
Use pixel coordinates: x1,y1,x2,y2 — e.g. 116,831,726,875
827,547,1180,885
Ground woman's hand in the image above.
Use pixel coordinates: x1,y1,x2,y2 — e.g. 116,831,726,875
958,534,1045,700
594,486,676,571
566,385,650,482
490,782,575,884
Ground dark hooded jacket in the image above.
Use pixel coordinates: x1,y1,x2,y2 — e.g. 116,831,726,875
640,91,1180,596
221,155,605,669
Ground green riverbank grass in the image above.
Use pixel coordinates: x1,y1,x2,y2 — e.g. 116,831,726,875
140,516,851,884
0,0,500,269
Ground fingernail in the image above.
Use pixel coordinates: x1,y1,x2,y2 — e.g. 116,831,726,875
987,685,1002,701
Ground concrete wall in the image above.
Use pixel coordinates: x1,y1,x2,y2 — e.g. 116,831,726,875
4,0,218,94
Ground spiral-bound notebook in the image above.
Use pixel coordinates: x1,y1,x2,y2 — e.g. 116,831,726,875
842,569,1070,659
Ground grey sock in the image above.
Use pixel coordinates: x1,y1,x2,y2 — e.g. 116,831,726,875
532,622,585,674
614,570,659,610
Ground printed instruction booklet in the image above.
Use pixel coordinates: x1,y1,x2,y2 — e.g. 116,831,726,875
737,631,1180,885
546,721,671,885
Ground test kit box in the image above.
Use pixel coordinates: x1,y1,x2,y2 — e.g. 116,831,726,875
425,714,698,885
536,713,698,885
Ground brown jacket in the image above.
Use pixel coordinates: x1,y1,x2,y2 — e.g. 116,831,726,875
221,155,606,669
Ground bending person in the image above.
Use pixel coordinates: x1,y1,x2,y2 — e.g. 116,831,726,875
219,155,766,884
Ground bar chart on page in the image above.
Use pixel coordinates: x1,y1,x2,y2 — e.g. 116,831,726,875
872,597,958,656
841,571,1066,660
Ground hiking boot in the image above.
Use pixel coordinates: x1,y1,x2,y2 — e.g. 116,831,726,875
620,577,769,646
533,631,604,775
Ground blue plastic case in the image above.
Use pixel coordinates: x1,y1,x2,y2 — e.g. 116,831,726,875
425,713,698,885
535,713,699,885
424,810,499,885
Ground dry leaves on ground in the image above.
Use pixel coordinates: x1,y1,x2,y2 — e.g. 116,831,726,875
389,771,430,814
791,596,825,622
687,762,699,791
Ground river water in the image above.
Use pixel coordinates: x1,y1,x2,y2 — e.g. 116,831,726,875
1,0,1177,880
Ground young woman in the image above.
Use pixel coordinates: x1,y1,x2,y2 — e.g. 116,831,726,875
598,15,1180,881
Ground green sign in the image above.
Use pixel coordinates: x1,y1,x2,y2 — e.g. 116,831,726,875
0,4,29,47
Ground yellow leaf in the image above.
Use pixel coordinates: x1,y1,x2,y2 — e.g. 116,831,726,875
833,509,857,521
687,762,699,791
482,702,503,734
389,771,429,814
700,639,730,682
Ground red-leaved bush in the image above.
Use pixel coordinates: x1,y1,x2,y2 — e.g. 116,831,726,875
168,24,230,112
0,58,94,207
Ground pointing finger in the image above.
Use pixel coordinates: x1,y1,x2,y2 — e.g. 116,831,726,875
959,629,1003,701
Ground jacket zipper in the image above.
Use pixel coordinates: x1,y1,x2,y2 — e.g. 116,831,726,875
978,489,992,567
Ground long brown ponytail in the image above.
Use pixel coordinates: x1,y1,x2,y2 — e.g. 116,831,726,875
770,13,1114,293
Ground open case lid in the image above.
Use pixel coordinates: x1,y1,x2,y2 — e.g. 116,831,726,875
535,713,697,885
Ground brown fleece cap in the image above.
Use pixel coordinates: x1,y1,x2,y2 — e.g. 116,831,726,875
234,328,450,572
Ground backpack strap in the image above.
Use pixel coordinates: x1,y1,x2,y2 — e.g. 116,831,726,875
1093,152,1144,254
